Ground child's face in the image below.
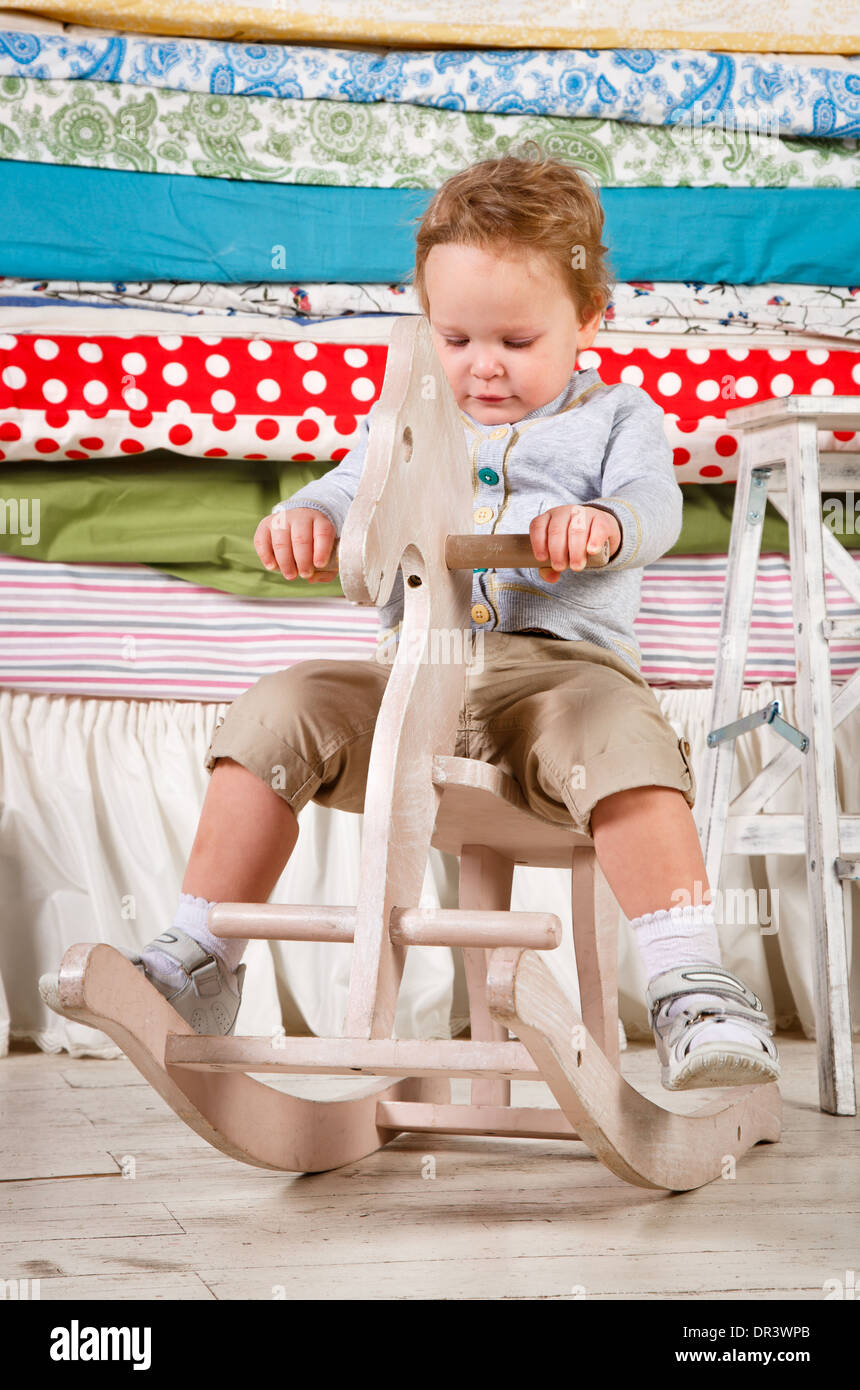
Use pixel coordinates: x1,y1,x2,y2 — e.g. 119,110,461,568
424,241,601,425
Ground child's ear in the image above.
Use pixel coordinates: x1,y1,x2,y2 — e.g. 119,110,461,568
576,305,602,350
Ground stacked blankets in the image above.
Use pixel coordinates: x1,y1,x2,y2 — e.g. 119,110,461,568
1,17,859,693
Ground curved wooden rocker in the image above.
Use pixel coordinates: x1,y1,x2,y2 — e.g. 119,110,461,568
40,315,781,1190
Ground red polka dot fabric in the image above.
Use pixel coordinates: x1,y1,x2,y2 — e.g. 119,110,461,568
1,333,858,480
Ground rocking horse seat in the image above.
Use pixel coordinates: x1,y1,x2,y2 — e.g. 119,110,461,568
430,754,591,867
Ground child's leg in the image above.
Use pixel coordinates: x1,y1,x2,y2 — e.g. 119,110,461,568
590,785,772,1055
589,783,707,924
142,757,299,988
182,756,300,903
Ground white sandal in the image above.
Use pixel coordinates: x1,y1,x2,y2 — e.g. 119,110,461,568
117,928,246,1037
646,962,781,1091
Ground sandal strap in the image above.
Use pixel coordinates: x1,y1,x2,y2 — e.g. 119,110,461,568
673,1013,778,1062
646,962,764,1025
125,928,222,999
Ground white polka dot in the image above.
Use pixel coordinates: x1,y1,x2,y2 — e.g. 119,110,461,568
657,372,682,396
344,347,369,368
42,378,67,403
0,334,17,350
302,370,327,395
123,387,148,410
685,348,711,364
34,339,59,360
351,376,376,402
647,345,672,359
770,374,794,396
735,376,759,399
162,361,188,386
83,379,108,405
248,340,272,360
293,342,318,360
211,389,235,412
157,335,183,351
166,399,191,416
199,335,222,346
577,350,601,370
853,361,860,386
256,378,280,402
619,364,644,386
78,342,103,363
122,352,147,376
768,347,792,362
806,348,830,365
205,354,230,378
726,347,749,362
811,378,834,395
2,365,26,389
695,379,720,402
607,344,632,355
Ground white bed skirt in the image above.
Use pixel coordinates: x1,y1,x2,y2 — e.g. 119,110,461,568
1,685,857,1059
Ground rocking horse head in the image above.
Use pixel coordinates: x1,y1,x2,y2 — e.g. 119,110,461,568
337,315,475,654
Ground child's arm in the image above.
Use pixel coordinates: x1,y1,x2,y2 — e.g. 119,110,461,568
257,403,377,579
587,385,683,570
270,400,377,535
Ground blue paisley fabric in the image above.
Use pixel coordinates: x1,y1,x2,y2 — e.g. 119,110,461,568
0,31,858,138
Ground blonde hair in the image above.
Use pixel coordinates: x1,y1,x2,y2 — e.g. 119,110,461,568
406,140,615,325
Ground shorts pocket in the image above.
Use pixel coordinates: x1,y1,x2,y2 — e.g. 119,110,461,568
678,734,696,802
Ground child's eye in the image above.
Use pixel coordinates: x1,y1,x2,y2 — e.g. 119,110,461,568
445,339,534,349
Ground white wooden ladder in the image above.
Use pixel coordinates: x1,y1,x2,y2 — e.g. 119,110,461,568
698,396,860,1117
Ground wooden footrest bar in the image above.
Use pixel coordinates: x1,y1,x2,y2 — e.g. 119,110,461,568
375,1101,579,1140
165,1034,542,1080
209,902,562,948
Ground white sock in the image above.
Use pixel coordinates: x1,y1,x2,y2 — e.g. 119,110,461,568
630,901,756,1047
141,893,248,990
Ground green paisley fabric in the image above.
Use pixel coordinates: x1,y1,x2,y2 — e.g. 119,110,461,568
1,75,857,189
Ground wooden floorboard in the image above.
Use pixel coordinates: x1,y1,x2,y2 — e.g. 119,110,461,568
1,1036,856,1301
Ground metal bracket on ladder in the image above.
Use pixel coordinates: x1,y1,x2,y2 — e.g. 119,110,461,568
706,697,809,754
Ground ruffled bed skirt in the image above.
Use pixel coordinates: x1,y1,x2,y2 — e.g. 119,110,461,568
2,685,857,1058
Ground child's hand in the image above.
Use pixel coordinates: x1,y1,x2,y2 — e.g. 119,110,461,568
255,507,338,582
530,504,622,582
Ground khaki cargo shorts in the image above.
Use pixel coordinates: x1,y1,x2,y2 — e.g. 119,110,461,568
203,631,696,838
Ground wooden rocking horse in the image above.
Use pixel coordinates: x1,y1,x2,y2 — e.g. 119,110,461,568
40,316,781,1191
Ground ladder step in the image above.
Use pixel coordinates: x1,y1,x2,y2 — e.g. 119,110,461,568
165,1035,542,1080
725,814,860,856
823,618,860,640
209,903,561,949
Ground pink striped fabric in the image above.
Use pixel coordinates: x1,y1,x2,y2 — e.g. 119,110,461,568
1,551,858,699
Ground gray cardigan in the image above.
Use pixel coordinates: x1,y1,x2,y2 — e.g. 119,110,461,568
272,367,682,673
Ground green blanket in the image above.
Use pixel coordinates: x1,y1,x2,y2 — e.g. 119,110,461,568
1,453,858,598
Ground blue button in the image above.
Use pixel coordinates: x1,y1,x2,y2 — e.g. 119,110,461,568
473,567,488,573
478,468,499,485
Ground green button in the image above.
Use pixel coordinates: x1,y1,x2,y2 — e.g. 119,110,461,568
478,468,499,485
473,567,488,573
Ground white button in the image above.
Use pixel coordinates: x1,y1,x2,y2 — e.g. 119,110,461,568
489,427,507,439
474,506,493,523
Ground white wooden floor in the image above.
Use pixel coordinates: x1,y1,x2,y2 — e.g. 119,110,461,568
1,1035,857,1301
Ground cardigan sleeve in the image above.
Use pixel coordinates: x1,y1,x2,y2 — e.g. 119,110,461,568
589,384,683,571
